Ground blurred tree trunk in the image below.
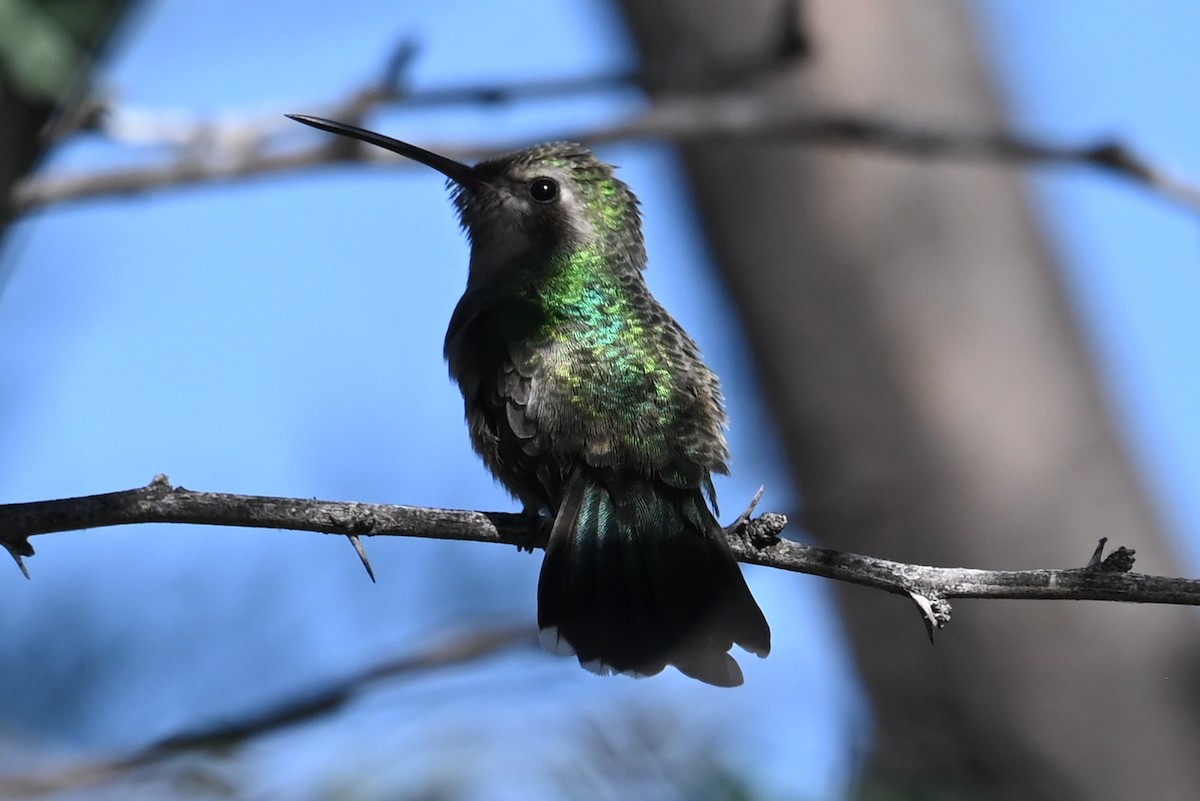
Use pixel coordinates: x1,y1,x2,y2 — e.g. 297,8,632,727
615,0,1200,798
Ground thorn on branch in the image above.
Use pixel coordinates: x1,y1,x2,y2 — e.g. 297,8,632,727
726,485,767,534
724,485,786,550
909,590,951,643
340,504,384,581
1085,537,1137,573
347,534,376,583
4,541,32,579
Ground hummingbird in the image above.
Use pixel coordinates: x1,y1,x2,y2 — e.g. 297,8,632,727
288,114,771,686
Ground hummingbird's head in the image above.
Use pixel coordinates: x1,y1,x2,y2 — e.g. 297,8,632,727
286,116,646,288
453,142,645,279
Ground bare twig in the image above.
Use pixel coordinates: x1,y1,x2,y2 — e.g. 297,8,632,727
137,626,531,757
589,98,1200,212
11,59,644,213
11,80,1200,214
0,625,533,797
3,476,1199,617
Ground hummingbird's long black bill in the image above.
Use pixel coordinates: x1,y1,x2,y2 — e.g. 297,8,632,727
287,114,481,189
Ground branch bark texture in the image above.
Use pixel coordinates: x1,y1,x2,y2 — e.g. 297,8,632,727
3,477,1199,626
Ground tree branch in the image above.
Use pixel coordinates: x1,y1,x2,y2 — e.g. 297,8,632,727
0,624,534,797
11,74,1200,214
4,476,1199,632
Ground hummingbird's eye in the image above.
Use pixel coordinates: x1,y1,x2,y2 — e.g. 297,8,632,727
528,178,559,204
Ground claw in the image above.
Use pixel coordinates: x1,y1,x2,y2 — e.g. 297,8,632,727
516,507,548,553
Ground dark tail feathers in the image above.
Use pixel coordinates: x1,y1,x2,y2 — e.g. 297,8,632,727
536,467,770,687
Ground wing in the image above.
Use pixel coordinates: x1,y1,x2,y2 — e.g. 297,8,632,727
445,293,564,512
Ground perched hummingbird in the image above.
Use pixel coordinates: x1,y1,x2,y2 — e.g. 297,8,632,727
288,115,771,686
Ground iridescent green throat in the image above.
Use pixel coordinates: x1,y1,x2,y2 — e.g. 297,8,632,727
526,248,676,441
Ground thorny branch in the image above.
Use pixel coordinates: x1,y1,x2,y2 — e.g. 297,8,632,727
3,476,1199,634
3,34,1195,799
11,53,1200,214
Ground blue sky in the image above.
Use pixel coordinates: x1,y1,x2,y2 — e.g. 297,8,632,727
1,2,1197,799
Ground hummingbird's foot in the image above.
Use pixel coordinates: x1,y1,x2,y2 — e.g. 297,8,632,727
516,507,550,554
